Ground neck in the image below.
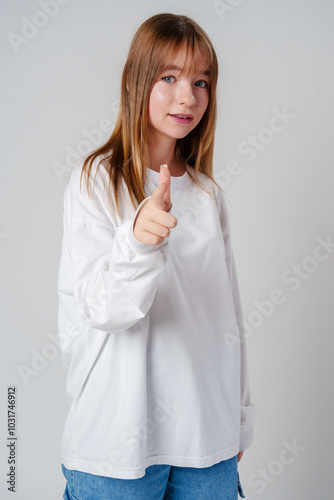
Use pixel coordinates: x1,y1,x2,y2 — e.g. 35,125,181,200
147,133,185,177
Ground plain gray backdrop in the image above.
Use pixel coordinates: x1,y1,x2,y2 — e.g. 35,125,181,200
1,0,333,498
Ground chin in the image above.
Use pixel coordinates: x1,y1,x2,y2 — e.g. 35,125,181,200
169,128,194,139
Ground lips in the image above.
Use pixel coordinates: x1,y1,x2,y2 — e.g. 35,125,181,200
169,114,194,119
168,114,194,125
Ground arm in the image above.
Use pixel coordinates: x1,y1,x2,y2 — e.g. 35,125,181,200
58,160,168,334
225,250,260,451
217,188,260,452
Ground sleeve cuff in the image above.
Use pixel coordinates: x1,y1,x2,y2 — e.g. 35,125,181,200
239,404,260,452
126,196,169,254
239,427,254,452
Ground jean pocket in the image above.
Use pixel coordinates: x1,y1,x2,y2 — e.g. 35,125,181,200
237,471,246,498
63,483,80,500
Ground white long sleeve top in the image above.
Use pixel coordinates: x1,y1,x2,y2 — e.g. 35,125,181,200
57,155,259,480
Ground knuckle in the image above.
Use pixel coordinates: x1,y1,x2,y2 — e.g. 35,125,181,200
141,205,150,216
153,235,163,245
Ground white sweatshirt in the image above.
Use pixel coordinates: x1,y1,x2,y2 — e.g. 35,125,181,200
57,155,259,480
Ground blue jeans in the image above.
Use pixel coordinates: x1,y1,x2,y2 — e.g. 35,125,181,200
61,455,246,499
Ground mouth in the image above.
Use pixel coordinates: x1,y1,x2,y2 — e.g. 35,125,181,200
169,114,194,119
169,114,194,124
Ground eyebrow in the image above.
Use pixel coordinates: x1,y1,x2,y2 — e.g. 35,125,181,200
161,64,210,77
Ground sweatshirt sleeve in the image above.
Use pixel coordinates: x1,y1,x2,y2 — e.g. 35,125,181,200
217,188,260,452
60,161,168,334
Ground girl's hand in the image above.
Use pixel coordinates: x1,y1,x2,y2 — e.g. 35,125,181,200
133,165,178,245
238,451,244,462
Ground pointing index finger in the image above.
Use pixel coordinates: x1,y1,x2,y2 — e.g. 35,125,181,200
160,164,172,211
159,164,170,187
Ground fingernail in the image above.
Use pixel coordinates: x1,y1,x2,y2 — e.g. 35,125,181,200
160,164,168,170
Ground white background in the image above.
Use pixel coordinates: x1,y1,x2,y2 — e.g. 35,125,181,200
1,0,333,498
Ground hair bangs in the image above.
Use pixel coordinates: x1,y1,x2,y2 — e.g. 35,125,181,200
157,37,212,81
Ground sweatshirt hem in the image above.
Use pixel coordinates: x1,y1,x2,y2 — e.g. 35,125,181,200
60,445,239,480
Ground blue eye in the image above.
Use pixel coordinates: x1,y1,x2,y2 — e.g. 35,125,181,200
195,80,208,88
161,76,208,87
162,76,175,83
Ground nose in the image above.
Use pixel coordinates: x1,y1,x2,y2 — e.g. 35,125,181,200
176,82,195,106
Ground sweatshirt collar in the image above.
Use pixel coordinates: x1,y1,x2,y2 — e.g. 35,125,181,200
146,165,192,188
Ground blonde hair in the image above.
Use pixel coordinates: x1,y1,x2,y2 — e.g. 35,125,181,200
80,13,223,217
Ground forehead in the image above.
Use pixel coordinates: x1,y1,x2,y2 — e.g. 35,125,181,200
161,43,210,76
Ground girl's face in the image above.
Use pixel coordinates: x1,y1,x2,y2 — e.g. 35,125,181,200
148,45,210,145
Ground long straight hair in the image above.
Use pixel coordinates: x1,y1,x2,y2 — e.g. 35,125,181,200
80,13,222,217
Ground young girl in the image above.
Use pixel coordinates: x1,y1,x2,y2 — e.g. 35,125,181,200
58,12,259,499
